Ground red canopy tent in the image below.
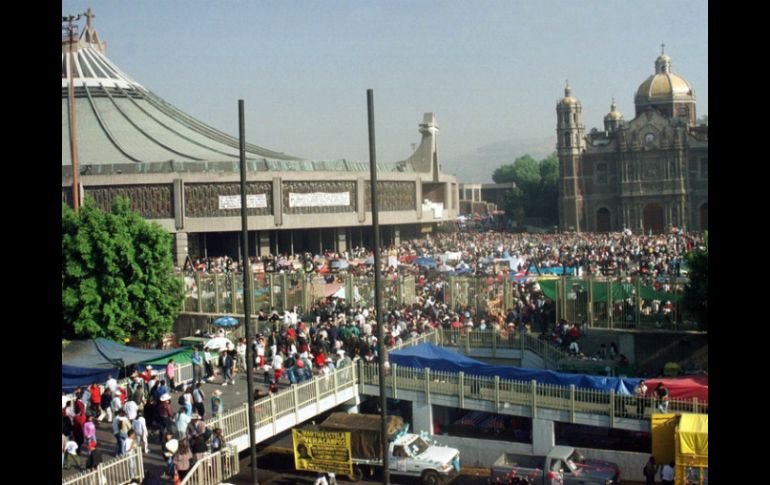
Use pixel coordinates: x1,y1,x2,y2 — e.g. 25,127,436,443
644,375,708,403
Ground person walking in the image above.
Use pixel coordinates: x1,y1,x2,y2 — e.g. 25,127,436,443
166,359,176,393
173,439,194,481
157,393,174,444
63,438,81,470
175,406,192,441
211,389,224,417
191,348,203,384
655,382,670,413
221,350,235,385
161,434,178,480
660,461,675,485
132,410,149,454
236,338,247,374
635,380,649,417
643,456,658,485
192,382,206,418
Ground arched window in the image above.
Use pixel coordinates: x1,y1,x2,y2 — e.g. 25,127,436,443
563,132,570,147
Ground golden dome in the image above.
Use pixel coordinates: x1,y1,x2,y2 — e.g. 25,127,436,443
636,49,694,101
636,72,693,100
561,83,578,105
605,99,623,120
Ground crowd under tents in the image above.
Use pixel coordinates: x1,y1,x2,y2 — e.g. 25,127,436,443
62,338,190,392
389,343,708,401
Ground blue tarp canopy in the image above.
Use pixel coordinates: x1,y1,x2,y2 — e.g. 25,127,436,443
414,257,437,268
390,343,640,395
61,338,189,392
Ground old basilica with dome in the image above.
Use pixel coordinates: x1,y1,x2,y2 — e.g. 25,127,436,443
556,48,708,233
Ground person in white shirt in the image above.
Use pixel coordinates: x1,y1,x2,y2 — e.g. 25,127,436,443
236,339,247,373
124,399,139,421
105,376,118,394
661,461,675,485
132,411,149,453
63,440,81,469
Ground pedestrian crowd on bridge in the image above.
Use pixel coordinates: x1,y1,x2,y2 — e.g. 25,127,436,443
62,363,226,482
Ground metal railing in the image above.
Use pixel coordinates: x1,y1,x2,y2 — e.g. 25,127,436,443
179,444,240,485
181,272,416,315
359,361,707,427
62,448,144,485
436,327,570,370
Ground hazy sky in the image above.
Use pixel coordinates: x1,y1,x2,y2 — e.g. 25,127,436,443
62,1,707,179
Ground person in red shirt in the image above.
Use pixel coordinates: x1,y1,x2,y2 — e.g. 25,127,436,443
141,365,153,383
88,382,101,417
72,409,86,448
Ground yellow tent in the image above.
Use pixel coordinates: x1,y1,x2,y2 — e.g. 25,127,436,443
675,414,708,485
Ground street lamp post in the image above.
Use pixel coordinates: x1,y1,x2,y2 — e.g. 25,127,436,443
63,13,82,212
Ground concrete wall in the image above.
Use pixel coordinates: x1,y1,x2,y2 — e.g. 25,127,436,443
579,329,708,375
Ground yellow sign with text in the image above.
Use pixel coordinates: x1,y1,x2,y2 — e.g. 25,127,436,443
292,429,353,476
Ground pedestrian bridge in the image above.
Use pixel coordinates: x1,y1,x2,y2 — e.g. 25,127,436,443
63,329,706,484
204,330,706,448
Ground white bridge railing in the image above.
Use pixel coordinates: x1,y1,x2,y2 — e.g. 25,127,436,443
62,448,143,485
179,444,239,485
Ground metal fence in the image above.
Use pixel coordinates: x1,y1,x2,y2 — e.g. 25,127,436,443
181,272,415,315
179,444,239,485
359,361,707,428
441,275,695,331
62,448,144,485
549,276,692,330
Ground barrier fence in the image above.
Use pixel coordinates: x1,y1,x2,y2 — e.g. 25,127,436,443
179,444,239,485
359,361,707,428
181,272,416,315
62,449,143,485
182,271,697,331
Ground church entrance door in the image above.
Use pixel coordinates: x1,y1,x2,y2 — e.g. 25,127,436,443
643,203,664,234
700,203,708,230
596,208,611,232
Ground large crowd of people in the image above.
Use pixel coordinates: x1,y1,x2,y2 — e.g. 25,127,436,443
184,229,703,282
64,229,704,481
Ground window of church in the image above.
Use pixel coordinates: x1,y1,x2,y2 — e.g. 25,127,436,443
700,158,708,178
564,132,570,147
596,163,608,184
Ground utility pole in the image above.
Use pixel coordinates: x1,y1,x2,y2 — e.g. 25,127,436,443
63,13,82,211
367,89,390,485
238,100,259,484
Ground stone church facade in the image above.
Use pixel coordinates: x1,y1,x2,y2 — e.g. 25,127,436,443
556,50,708,233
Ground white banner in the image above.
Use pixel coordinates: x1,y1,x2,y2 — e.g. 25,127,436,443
218,194,267,210
289,192,350,208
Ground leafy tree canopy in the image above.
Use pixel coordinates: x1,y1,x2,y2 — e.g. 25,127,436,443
683,231,708,330
62,197,183,342
493,153,559,226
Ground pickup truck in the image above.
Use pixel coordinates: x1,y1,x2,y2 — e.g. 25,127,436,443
488,446,620,485
314,413,460,485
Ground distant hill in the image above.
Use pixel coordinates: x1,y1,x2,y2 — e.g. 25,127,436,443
442,136,556,183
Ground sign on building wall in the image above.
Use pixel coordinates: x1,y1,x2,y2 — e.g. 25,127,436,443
289,192,350,208
218,194,268,210
292,429,352,476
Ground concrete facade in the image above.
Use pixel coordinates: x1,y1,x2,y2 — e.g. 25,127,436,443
62,14,459,265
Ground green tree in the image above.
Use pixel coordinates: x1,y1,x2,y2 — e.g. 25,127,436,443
682,232,708,330
492,164,516,184
62,197,183,342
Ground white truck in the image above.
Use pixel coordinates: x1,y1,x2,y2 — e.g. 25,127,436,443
315,412,460,485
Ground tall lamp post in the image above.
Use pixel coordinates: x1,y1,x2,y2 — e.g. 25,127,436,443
63,13,82,212
238,100,259,484
367,89,390,485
